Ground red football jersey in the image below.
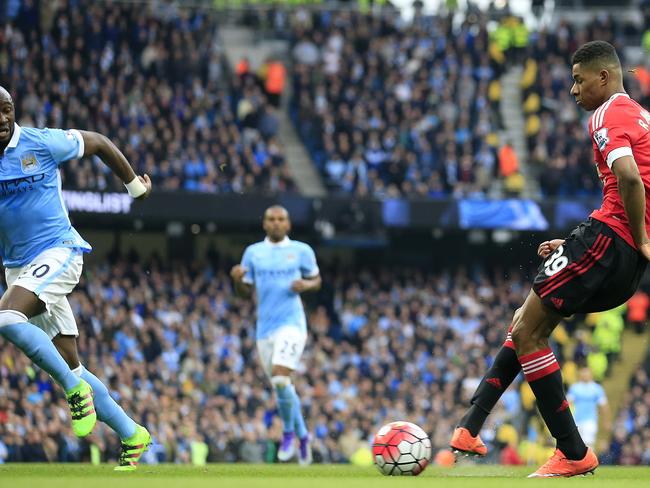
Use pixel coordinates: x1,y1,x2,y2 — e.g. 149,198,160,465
589,92,650,249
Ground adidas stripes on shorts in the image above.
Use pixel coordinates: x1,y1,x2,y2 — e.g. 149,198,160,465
532,218,646,316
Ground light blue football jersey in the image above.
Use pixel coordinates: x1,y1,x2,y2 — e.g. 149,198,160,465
567,381,607,424
0,124,91,268
241,237,319,340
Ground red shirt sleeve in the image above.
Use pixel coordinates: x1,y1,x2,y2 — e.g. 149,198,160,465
592,104,634,169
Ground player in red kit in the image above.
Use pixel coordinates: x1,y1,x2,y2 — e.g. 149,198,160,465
449,41,650,477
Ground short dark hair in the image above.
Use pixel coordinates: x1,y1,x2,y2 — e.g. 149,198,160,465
571,41,621,69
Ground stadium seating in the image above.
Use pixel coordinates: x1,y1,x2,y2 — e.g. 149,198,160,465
2,254,643,464
0,257,532,463
1,1,649,469
602,355,650,465
522,16,647,197
1,1,294,194
288,9,502,198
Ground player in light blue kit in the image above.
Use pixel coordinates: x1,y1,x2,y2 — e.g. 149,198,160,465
231,205,321,465
0,86,151,470
567,367,610,447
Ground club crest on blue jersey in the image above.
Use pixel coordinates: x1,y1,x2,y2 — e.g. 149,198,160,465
286,253,296,262
20,153,40,173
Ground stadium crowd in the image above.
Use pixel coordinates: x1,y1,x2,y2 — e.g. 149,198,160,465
289,9,502,198
1,251,644,465
602,353,650,465
0,254,529,464
1,0,294,194
0,0,648,469
3,2,649,201
522,15,648,197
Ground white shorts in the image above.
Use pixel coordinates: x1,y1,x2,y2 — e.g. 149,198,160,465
5,247,83,339
256,326,307,377
576,420,598,446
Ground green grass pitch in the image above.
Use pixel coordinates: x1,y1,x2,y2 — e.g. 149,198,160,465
1,464,649,488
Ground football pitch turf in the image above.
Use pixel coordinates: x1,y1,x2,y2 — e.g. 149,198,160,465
1,464,649,488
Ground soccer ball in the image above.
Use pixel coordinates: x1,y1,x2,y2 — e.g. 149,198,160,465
372,421,432,476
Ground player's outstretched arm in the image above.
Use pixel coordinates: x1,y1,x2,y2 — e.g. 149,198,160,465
230,265,253,298
78,130,152,200
291,275,322,293
612,155,650,260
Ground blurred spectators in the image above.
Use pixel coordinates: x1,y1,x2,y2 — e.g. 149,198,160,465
498,140,525,196
0,0,648,468
627,290,650,334
260,57,287,108
522,15,647,197
289,9,502,199
0,250,645,464
589,305,626,373
491,15,529,67
567,367,609,448
602,355,650,465
1,0,294,194
1,254,539,464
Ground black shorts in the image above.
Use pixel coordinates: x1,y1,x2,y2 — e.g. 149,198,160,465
533,218,647,316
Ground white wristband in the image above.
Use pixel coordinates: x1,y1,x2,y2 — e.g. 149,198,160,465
124,177,147,198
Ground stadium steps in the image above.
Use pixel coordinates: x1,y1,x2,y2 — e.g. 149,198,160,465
276,68,327,197
219,26,327,198
597,327,650,447
499,65,539,198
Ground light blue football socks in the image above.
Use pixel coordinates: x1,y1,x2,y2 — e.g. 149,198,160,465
292,388,308,439
274,382,295,433
77,366,137,440
1,322,80,391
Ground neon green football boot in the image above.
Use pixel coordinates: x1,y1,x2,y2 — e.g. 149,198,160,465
65,379,96,437
114,425,152,471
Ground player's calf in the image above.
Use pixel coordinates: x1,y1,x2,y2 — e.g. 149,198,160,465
72,364,149,470
457,322,522,438
512,293,587,461
272,375,298,461
73,364,138,440
292,388,311,465
0,310,97,436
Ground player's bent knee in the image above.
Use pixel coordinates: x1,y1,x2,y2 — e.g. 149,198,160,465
271,375,292,389
511,322,550,353
0,309,29,328
271,363,294,376
510,322,532,349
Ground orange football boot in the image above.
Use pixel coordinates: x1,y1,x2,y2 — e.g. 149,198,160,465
449,427,488,456
528,448,599,478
